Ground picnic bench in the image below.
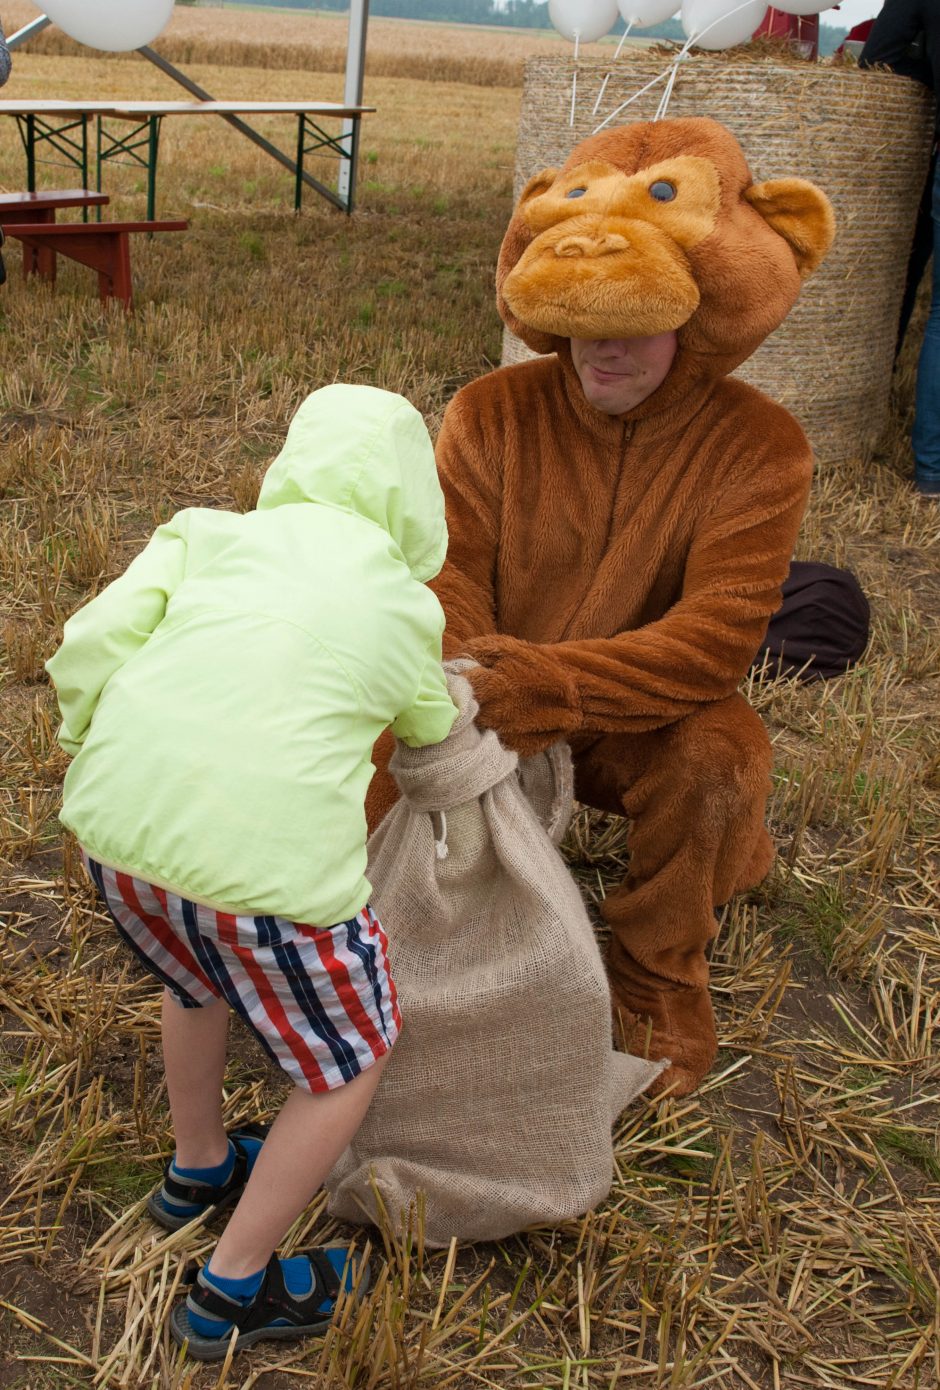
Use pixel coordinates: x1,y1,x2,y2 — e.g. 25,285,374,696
0,188,109,277
1,218,188,309
0,100,375,218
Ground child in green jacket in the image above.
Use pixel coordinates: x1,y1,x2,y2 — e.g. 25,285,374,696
46,384,457,1361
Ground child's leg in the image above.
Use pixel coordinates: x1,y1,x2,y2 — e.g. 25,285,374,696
153,988,265,1230
174,1059,387,1356
209,1055,388,1278
162,988,230,1169
81,858,266,1229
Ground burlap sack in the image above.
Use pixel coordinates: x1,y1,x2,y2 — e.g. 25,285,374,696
326,671,665,1244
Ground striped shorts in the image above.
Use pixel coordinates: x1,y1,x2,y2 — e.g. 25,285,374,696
84,855,400,1094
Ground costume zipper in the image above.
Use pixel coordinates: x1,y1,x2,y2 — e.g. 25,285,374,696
558,420,633,642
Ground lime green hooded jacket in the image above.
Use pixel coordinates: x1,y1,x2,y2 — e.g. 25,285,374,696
46,385,457,926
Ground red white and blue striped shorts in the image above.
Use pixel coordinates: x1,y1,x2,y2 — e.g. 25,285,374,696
83,854,400,1094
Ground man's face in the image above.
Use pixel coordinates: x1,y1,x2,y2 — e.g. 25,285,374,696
570,333,678,415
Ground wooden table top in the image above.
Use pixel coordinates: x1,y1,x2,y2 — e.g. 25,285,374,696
0,188,109,208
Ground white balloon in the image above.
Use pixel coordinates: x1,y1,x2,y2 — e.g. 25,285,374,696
771,0,831,13
619,0,680,28
681,0,767,50
549,0,621,44
43,0,175,53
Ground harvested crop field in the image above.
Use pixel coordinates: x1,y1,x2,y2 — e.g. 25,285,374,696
0,21,939,1390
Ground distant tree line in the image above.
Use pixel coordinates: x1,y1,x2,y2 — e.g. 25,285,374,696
232,1,847,54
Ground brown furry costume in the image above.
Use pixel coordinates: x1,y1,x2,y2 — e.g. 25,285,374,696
369,117,835,1097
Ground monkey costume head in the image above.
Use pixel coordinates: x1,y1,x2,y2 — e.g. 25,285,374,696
497,116,835,390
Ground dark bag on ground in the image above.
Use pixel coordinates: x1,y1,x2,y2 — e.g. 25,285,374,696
753,560,870,682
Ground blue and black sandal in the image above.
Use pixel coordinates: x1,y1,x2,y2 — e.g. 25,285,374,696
169,1247,370,1360
147,1124,268,1232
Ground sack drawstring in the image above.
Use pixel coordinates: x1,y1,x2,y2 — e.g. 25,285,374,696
433,811,449,861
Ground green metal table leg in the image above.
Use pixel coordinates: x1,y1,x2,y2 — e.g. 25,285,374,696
147,116,161,223
295,114,305,213
82,116,90,221
96,116,103,221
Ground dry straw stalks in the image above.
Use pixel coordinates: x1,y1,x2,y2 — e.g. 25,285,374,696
1,33,939,1390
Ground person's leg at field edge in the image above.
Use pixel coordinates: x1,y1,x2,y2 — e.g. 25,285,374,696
912,155,940,497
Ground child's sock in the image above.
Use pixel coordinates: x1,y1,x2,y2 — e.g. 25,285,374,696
188,1255,333,1339
160,1133,264,1218
161,1144,235,1219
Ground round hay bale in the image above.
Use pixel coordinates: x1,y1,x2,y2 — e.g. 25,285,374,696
502,54,934,464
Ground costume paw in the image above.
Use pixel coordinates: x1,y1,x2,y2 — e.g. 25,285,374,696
461,636,581,754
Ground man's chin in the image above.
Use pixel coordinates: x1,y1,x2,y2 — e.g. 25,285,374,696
583,380,641,415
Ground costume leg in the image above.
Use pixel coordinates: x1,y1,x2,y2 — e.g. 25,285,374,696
912,157,940,495
574,693,774,1097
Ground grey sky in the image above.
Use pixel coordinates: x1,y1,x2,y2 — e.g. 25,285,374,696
823,0,882,26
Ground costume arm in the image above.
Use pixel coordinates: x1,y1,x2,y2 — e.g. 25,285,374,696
45,513,192,754
465,443,812,753
391,643,459,748
430,391,502,657
860,0,932,88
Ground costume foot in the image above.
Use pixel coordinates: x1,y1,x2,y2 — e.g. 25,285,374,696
170,1247,370,1361
610,961,717,1099
147,1123,268,1231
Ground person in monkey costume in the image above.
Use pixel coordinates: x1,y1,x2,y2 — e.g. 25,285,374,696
370,116,836,1098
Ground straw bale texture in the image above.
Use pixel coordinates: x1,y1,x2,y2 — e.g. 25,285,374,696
502,55,935,463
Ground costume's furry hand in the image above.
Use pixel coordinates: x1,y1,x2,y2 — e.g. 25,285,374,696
461,635,582,756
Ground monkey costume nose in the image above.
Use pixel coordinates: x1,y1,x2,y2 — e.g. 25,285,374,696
554,231,630,259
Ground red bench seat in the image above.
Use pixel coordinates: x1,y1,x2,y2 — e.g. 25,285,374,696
1,219,188,309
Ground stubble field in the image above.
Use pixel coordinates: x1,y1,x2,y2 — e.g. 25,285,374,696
0,15,938,1390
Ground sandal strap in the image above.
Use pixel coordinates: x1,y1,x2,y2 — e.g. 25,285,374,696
162,1124,269,1206
188,1250,344,1333
307,1248,342,1302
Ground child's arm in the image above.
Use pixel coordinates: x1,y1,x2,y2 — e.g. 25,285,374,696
391,642,458,749
45,513,191,754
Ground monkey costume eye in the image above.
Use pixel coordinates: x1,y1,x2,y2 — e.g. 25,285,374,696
649,180,677,202
565,187,587,199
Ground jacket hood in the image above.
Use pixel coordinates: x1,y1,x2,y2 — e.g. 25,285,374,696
257,384,448,582
497,117,835,415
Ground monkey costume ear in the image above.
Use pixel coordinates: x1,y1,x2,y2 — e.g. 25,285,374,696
745,177,836,278
517,167,559,207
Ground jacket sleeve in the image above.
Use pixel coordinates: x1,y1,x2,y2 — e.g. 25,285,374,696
860,0,933,88
464,436,813,754
391,642,458,748
430,391,502,657
45,512,192,755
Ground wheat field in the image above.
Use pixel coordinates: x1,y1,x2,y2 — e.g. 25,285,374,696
0,20,938,1390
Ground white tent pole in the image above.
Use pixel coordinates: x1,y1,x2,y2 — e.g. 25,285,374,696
8,15,52,49
338,0,369,208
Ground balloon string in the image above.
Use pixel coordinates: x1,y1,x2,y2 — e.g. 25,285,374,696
595,0,765,132
569,30,580,126
592,22,633,117
656,0,764,120
654,59,682,120
592,66,671,135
